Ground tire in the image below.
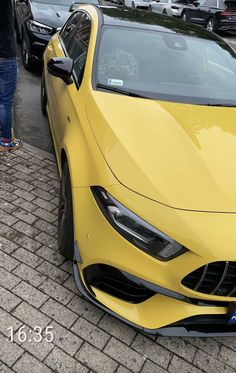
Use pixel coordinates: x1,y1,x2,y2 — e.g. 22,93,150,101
58,161,74,260
21,33,35,71
181,11,187,21
41,69,47,116
163,8,167,14
206,17,216,32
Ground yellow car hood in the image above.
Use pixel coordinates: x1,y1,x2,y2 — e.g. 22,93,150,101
87,91,236,212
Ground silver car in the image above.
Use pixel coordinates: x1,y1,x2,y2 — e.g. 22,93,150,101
149,0,193,16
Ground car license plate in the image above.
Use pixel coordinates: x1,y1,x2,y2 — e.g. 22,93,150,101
228,303,236,324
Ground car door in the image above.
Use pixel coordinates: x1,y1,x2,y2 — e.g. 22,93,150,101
15,0,31,39
152,0,170,12
187,0,209,24
46,11,91,151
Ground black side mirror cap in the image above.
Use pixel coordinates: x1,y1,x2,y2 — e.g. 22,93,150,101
47,57,73,85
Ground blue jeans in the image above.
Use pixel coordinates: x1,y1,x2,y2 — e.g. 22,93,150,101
0,58,17,140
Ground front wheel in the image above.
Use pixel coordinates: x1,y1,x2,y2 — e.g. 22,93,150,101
206,17,216,32
58,161,74,260
21,33,34,71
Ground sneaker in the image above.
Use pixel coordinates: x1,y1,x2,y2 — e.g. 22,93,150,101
0,138,23,152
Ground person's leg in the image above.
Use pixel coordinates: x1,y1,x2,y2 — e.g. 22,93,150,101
0,58,23,151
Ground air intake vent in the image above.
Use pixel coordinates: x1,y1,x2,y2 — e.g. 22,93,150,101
83,264,156,303
182,261,236,297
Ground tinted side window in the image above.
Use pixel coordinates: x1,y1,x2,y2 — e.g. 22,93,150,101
60,13,82,50
205,0,217,6
67,14,91,84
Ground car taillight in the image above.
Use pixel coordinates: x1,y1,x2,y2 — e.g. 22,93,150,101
171,5,179,8
220,11,236,15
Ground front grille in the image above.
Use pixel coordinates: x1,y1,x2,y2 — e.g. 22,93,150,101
182,261,236,297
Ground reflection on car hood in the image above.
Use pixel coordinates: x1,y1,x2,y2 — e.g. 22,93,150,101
87,91,236,212
31,2,70,28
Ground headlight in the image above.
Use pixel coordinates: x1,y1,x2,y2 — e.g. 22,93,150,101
27,20,53,35
92,187,188,261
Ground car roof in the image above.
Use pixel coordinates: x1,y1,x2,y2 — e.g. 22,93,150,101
93,5,222,41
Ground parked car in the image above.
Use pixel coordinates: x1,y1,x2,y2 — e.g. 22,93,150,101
182,0,236,32
125,0,153,9
149,0,194,17
42,4,236,336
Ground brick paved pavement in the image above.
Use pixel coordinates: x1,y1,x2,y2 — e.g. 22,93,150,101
0,143,236,373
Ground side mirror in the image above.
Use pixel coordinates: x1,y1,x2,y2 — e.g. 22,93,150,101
47,57,73,85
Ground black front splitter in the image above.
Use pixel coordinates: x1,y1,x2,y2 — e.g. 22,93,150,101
73,260,236,337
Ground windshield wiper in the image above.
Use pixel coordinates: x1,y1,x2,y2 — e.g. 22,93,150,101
96,83,150,99
206,103,236,107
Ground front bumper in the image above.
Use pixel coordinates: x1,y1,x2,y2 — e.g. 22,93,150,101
72,186,236,335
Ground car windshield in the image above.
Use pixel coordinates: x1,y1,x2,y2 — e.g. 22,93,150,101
95,26,236,106
32,0,73,5
224,1,236,9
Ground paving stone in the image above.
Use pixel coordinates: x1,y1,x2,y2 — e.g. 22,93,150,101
218,346,236,369
60,260,73,274
12,302,51,329
31,197,56,212
13,352,52,373
12,179,34,192
0,236,18,254
0,286,22,312
156,337,196,363
215,337,236,353
14,326,54,361
76,343,118,373
40,298,78,328
105,337,146,372
1,189,18,202
12,281,48,308
45,346,88,373
39,278,74,305
0,180,17,193
0,199,15,214
32,180,54,192
71,317,110,350
12,220,40,238
12,247,43,268
37,261,69,284
31,188,54,201
13,263,46,287
0,251,20,271
0,267,21,290
0,361,14,373
33,208,57,223
35,232,58,250
141,359,168,373
35,246,65,266
34,219,57,237
0,333,23,367
168,355,203,373
193,349,235,373
12,208,38,225
13,188,36,202
98,314,136,346
132,334,172,369
12,198,36,213
63,276,79,294
67,296,104,324
186,337,221,358
14,235,42,252
49,321,82,356
0,308,22,337
0,209,18,226
116,366,132,373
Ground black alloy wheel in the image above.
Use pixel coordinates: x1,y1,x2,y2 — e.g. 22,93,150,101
206,17,216,32
41,70,47,116
58,161,74,260
21,33,34,71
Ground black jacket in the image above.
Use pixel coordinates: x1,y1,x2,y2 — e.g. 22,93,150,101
0,0,16,58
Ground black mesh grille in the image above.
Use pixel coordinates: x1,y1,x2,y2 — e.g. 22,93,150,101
182,261,236,297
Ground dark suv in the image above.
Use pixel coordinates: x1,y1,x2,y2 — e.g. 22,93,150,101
182,0,236,32
14,0,73,70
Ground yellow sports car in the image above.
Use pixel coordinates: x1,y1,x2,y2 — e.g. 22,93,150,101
42,5,236,335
